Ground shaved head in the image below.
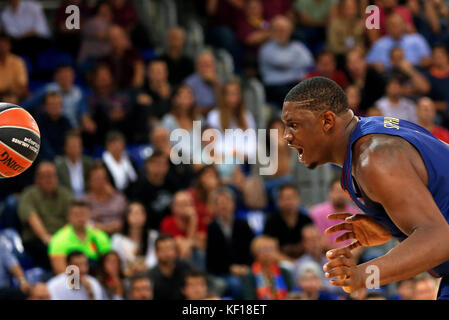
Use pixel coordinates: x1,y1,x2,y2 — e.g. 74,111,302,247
284,77,348,114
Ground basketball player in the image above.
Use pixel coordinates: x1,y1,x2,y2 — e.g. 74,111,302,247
281,77,449,299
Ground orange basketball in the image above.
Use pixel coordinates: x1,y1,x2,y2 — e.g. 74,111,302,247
0,103,40,178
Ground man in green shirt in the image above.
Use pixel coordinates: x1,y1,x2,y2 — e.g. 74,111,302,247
18,161,74,270
48,200,111,274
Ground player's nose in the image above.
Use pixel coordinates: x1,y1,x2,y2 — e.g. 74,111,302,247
283,129,292,142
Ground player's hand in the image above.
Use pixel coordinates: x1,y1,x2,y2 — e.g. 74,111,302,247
326,213,392,250
323,247,364,293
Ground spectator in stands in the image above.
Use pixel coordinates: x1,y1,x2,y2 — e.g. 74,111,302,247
48,200,111,274
263,183,313,262
27,283,51,300
54,130,94,199
82,162,127,235
127,274,153,300
36,91,73,161
206,187,254,299
161,27,194,87
101,25,144,89
303,51,348,89
0,0,51,57
78,1,113,65
394,278,416,300
160,191,207,268
162,85,201,158
111,201,159,275
236,0,271,75
409,0,449,47
293,225,341,295
54,0,90,58
47,251,105,300
263,118,294,213
374,0,415,37
294,260,338,300
108,0,137,34
185,51,221,115
424,45,449,117
293,0,338,54
366,13,432,71
146,234,192,300
261,0,294,21
182,269,209,300
188,165,220,227
309,178,360,248
207,80,257,162
326,0,364,67
346,47,386,112
0,32,28,99
102,131,138,194
0,240,31,300
0,90,19,105
205,0,244,69
134,60,172,125
86,64,133,145
24,64,90,129
345,85,364,116
417,97,449,143
96,251,125,299
130,151,179,230
259,15,314,108
413,274,438,300
387,47,430,97
375,76,418,123
241,235,294,299
18,162,74,270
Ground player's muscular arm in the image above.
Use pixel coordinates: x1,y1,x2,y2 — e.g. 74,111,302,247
354,136,449,286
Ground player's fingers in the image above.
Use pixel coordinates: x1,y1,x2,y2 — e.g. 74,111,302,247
323,256,352,272
329,278,352,287
327,213,353,221
325,222,354,235
326,247,352,260
345,240,362,251
335,232,356,243
324,266,352,279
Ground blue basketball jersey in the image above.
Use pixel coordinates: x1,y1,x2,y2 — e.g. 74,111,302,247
340,116,449,277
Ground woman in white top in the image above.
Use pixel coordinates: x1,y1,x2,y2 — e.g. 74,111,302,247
111,202,158,276
206,80,257,169
161,85,202,158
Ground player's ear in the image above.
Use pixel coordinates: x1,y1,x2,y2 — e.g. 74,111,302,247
322,111,336,133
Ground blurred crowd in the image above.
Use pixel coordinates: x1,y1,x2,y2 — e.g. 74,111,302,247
0,0,448,300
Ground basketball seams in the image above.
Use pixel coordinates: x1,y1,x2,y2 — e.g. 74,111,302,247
0,109,41,136
0,140,33,163
0,107,23,115
0,125,41,137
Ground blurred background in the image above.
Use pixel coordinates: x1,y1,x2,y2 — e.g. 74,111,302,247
0,0,448,301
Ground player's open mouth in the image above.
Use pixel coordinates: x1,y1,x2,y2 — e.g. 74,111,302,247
297,147,304,162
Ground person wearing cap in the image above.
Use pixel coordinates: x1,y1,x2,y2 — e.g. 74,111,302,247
295,261,339,300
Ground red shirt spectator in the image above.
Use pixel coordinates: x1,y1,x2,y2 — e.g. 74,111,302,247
262,0,293,21
160,215,207,238
432,126,449,144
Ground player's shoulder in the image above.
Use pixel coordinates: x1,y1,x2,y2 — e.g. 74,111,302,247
352,134,411,175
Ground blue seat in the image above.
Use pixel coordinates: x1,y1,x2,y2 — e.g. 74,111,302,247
36,49,74,74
